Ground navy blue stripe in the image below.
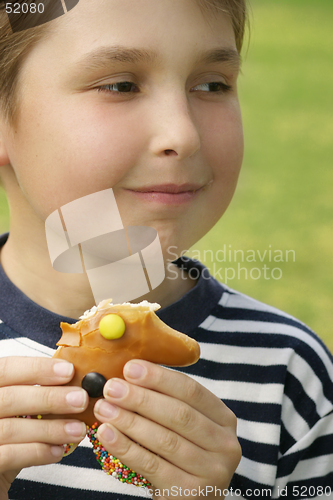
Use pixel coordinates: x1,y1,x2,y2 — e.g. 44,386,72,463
61,446,100,469
0,321,22,340
223,400,282,425
157,257,225,334
303,432,333,460
278,434,333,478
238,437,278,465
284,372,320,428
9,479,137,500
280,421,297,455
177,358,287,384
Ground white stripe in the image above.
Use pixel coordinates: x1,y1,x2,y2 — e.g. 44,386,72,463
237,418,281,446
0,337,55,358
199,317,333,378
220,289,299,321
281,395,310,442
199,342,293,366
17,463,150,496
199,315,216,330
219,291,230,307
236,455,276,486
77,435,93,449
187,373,284,404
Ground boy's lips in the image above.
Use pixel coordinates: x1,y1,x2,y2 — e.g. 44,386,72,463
125,183,210,205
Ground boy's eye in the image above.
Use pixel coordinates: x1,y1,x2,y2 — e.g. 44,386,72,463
98,82,139,93
95,81,232,96
191,82,232,93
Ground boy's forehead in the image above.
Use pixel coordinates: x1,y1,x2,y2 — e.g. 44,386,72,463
44,0,237,67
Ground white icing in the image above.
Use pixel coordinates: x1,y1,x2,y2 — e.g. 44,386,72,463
79,299,160,320
114,300,160,312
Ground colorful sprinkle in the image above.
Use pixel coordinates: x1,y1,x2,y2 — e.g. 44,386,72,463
16,415,149,488
99,314,126,340
86,422,151,488
63,443,75,456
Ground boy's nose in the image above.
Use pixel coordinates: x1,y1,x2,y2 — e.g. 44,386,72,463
148,92,201,160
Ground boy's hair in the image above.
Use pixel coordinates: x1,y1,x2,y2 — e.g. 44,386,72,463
0,0,247,128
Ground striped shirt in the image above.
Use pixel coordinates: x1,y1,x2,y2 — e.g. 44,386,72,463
0,236,332,498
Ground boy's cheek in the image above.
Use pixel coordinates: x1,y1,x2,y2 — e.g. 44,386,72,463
1,120,137,219
205,123,244,179
200,98,244,157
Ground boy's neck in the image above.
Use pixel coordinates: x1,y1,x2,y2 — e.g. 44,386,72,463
0,231,196,320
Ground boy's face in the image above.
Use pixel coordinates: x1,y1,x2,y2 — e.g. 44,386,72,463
2,0,243,256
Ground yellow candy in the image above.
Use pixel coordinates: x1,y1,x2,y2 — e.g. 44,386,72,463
99,314,126,340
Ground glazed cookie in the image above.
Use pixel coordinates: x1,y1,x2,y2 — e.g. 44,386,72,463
51,299,200,485
53,299,200,426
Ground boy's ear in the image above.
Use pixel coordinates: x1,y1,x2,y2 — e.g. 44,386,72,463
0,130,10,167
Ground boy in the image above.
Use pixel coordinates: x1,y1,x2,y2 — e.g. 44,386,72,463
0,0,332,499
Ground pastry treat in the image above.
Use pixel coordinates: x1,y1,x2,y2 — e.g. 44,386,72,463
52,299,200,485
53,299,200,426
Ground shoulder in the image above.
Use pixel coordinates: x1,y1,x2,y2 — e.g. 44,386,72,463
176,258,333,391
200,282,332,358
196,283,333,420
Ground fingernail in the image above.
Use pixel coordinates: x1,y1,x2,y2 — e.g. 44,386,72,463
53,362,74,378
66,390,87,408
99,424,115,443
51,446,64,458
95,400,119,419
124,362,145,380
64,421,86,438
107,380,127,398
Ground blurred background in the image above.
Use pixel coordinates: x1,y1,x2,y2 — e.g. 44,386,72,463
188,0,333,351
0,0,332,350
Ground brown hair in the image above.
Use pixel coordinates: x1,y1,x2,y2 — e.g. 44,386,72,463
198,0,248,53
0,0,248,128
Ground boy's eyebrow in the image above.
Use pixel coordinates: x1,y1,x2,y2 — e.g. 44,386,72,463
73,46,240,72
74,46,157,71
198,48,241,69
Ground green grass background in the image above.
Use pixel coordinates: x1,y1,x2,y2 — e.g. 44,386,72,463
188,0,333,351
0,0,332,350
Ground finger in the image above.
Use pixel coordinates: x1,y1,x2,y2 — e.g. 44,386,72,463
0,418,87,445
0,443,64,473
102,378,231,452
0,357,74,386
95,400,214,477
96,422,194,490
0,386,88,418
122,360,236,428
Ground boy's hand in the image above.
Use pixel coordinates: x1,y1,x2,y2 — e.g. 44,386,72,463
95,360,241,499
0,357,88,498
